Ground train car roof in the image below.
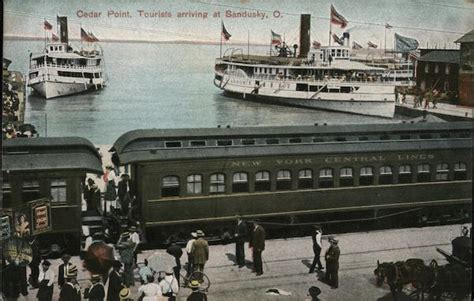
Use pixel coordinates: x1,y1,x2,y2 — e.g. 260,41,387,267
2,137,103,174
112,122,473,164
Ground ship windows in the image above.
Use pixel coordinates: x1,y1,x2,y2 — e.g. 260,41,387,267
289,138,302,144
232,172,249,193
161,176,180,197
319,168,334,188
400,134,411,140
165,141,182,148
420,134,432,139
190,140,206,147
255,171,271,192
187,174,202,195
453,162,467,180
339,167,354,187
398,164,412,183
210,173,226,194
217,140,233,146
50,179,67,203
379,166,394,184
359,167,374,186
298,169,313,189
241,139,256,145
276,170,292,190
417,163,431,182
435,163,449,181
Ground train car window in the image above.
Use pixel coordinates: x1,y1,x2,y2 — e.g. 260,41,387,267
313,138,325,143
359,137,369,141
217,140,233,146
165,141,182,148
232,172,249,193
187,174,202,194
161,176,180,197
398,164,412,183
241,139,256,145
210,173,226,194
416,164,431,182
419,134,432,139
276,170,292,190
380,135,389,140
379,166,394,184
339,167,354,187
359,167,374,186
255,171,271,192
335,137,347,142
440,133,450,139
435,163,449,181
190,141,206,147
400,134,411,140
22,180,41,202
50,179,67,203
289,138,302,144
319,168,334,188
298,169,313,189
266,138,280,145
459,132,471,138
453,162,467,180
2,181,12,206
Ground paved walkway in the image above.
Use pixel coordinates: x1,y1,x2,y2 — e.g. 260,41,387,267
17,223,471,300
396,96,473,120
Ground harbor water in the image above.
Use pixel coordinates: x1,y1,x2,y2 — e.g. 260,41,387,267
4,40,402,144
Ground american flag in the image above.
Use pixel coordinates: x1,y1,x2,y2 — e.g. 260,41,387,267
332,33,344,45
385,23,393,29
44,20,53,31
330,5,348,28
312,41,321,49
352,41,363,50
367,41,378,48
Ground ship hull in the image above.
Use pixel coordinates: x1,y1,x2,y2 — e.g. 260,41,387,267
30,81,103,99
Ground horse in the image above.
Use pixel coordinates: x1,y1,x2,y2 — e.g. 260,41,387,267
428,260,472,301
374,258,430,300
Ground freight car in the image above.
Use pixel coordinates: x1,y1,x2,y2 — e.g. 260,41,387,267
111,121,472,245
2,137,103,255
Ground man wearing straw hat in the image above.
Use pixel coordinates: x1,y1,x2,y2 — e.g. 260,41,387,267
116,231,135,287
185,232,198,277
187,280,208,301
191,230,209,273
59,264,80,301
84,274,105,300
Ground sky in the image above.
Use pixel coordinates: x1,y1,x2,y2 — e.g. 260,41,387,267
4,0,474,49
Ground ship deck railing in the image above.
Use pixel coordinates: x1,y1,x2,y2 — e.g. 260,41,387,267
30,63,103,72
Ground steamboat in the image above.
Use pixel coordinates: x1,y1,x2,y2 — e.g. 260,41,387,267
214,14,397,118
28,16,107,99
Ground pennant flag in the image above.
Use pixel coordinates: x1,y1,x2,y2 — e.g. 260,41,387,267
385,23,393,29
312,41,321,49
222,22,231,41
89,31,99,42
408,50,420,60
332,33,344,45
367,41,378,48
52,33,59,42
352,41,363,50
44,20,53,31
330,5,348,28
81,28,94,43
395,33,419,53
271,30,282,45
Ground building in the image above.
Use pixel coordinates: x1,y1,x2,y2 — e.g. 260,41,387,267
415,49,459,96
455,29,474,107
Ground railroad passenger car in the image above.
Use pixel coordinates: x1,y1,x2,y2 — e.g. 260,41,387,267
2,137,103,254
111,121,472,245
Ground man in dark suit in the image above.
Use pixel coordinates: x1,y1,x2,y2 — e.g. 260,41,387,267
309,225,324,273
249,220,265,276
117,174,134,216
234,215,248,268
58,253,72,288
324,237,340,289
107,261,124,301
59,264,80,301
84,274,105,301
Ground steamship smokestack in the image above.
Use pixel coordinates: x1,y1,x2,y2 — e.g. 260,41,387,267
299,14,311,58
57,16,68,44
343,32,350,47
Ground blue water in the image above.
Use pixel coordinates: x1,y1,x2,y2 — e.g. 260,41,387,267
4,40,400,144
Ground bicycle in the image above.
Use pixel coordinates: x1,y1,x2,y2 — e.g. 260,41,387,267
178,267,210,292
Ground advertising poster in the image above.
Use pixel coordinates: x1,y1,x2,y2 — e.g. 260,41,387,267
3,0,472,300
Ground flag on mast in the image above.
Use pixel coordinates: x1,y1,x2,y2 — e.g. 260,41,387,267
44,20,53,30
222,22,231,41
332,33,344,45
312,41,321,49
81,28,94,43
385,23,393,29
271,30,282,45
330,5,348,28
51,33,59,42
395,33,419,53
367,41,378,48
352,41,363,50
89,31,99,42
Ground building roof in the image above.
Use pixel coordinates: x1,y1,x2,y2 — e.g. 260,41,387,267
418,50,460,64
455,30,474,44
2,137,103,174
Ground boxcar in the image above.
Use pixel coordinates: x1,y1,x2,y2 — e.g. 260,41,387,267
2,137,102,254
111,121,472,245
